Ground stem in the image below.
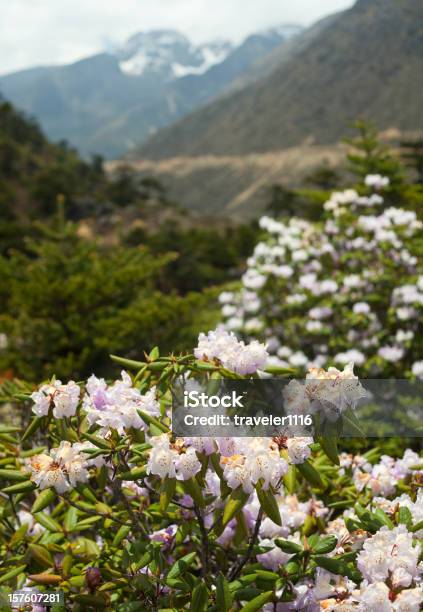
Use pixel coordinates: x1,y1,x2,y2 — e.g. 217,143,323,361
229,508,263,580
114,467,146,536
192,504,210,578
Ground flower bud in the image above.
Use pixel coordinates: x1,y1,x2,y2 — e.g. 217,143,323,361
85,566,102,590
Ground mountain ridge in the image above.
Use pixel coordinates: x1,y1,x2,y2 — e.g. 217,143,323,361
0,25,303,158
139,0,423,160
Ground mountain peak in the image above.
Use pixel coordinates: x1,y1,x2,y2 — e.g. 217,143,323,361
116,29,233,79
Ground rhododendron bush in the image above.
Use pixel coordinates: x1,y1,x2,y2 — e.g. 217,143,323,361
0,340,422,610
220,174,423,378
0,135,422,610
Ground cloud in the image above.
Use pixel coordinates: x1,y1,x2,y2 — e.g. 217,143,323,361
0,0,354,75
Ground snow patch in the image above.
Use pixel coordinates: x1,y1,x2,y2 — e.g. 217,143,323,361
119,51,150,76
171,45,231,78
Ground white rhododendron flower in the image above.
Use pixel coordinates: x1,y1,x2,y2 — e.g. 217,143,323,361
378,346,405,362
83,371,160,434
220,438,288,494
357,525,421,587
194,329,268,374
334,349,366,366
174,447,202,481
349,448,422,497
147,434,201,481
356,581,392,611
305,362,367,412
286,437,313,464
392,588,423,611
353,302,370,315
31,380,80,418
412,360,423,378
147,434,178,479
27,441,89,493
365,174,390,189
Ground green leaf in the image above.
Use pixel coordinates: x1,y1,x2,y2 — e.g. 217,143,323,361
410,520,423,533
313,555,346,574
373,508,394,529
264,366,296,375
21,417,44,442
2,480,36,494
165,578,190,592
314,556,362,582
64,506,78,531
137,410,168,433
296,460,324,488
0,425,20,433
220,487,249,531
327,499,354,509
283,465,296,494
28,543,54,568
33,512,62,532
134,551,152,571
160,478,176,511
240,591,274,612
233,588,262,602
98,580,127,592
81,433,111,450
255,570,279,581
119,466,147,481
311,535,337,554
284,560,301,576
32,488,56,513
275,539,303,554
0,469,28,482
75,483,98,503
398,506,413,529
182,477,206,508
344,517,362,532
20,446,48,458
216,574,232,612
354,504,382,532
0,564,27,584
256,483,281,526
70,516,103,531
189,582,208,612
195,361,219,371
167,552,197,580
149,346,160,361
318,436,340,465
343,407,366,438
10,523,28,546
110,355,146,370
112,525,131,546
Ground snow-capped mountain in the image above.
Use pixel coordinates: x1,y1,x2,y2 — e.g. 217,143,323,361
0,25,303,158
116,30,234,79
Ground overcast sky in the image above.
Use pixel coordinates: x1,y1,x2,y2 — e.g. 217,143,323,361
0,0,354,76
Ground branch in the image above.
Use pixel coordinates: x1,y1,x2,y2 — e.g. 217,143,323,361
229,507,263,580
192,504,210,578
